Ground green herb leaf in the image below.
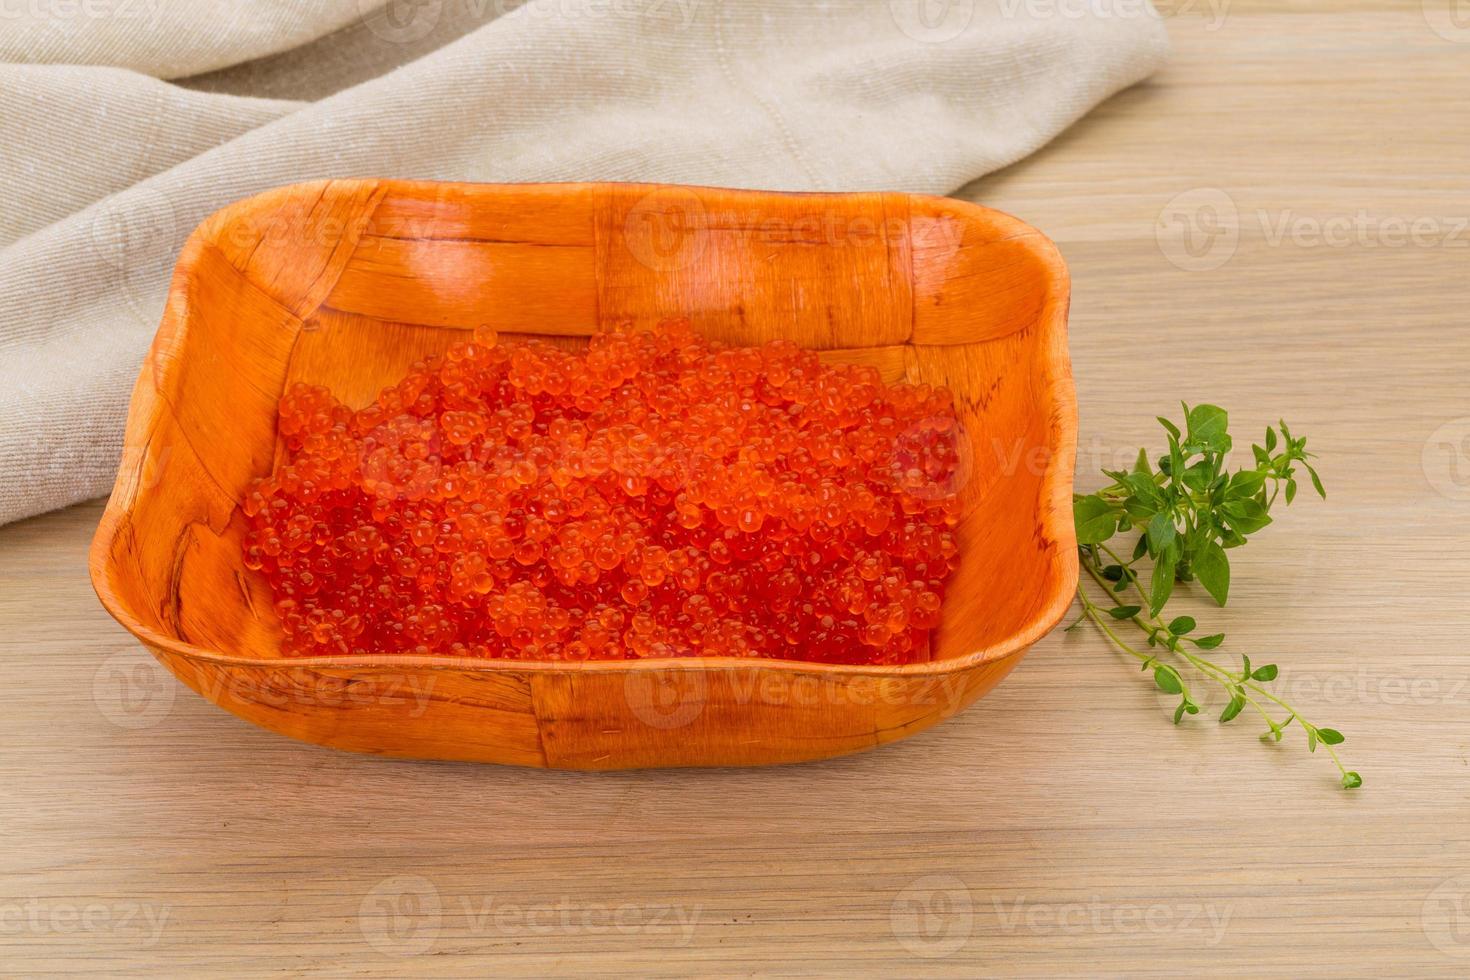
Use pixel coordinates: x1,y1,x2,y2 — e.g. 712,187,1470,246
1304,462,1326,499
1149,543,1178,615
1222,498,1272,535
1072,407,1351,788
1074,496,1117,545
1226,469,1266,500
1124,471,1166,506
1146,511,1176,555
1194,541,1231,606
1185,403,1231,453
1181,461,1213,493
1219,693,1246,723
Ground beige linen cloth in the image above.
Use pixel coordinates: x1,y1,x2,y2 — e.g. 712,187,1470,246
0,0,1169,526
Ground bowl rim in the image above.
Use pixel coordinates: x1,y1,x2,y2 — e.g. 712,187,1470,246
88,179,1078,678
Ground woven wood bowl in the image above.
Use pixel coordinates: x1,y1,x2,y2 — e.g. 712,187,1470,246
89,179,1077,769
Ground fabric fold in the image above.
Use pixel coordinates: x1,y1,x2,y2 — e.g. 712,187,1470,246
0,0,1171,525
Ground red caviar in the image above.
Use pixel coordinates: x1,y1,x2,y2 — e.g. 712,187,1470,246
241,320,963,665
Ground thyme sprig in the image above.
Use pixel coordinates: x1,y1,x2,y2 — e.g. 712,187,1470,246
1071,404,1359,789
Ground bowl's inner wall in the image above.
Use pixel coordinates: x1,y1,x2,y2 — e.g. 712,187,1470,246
102,181,1070,664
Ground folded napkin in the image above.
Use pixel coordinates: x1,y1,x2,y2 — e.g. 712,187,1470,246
0,0,1168,526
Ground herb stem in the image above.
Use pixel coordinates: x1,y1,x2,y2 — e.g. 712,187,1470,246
1069,406,1357,789
1078,561,1280,729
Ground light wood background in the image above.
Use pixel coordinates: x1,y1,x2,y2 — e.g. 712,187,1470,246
2,4,1467,975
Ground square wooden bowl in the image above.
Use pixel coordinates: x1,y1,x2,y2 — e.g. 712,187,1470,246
89,180,1077,769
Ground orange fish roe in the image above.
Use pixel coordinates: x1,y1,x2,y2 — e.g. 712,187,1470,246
241,319,963,665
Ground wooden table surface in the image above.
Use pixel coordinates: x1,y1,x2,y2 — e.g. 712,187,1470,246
3,4,1467,976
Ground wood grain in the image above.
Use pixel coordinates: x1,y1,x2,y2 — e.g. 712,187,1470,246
1,6,1467,974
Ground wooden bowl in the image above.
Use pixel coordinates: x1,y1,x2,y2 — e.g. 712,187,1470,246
89,180,1077,769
